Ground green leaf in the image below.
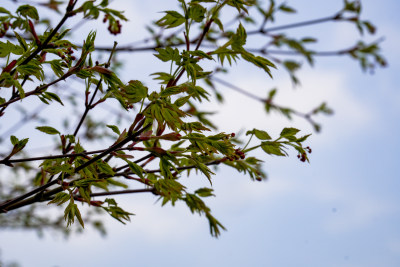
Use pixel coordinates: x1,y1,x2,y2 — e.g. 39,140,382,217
48,192,70,206
0,7,11,14
279,4,296,13
150,72,174,84
10,135,18,146
127,161,145,179
100,0,109,7
0,41,24,57
160,86,183,97
107,178,128,189
43,92,64,105
154,47,180,63
120,80,148,103
103,198,134,224
261,141,286,156
254,129,271,140
241,51,276,77
74,204,85,228
64,200,84,227
296,134,311,143
16,5,39,20
106,125,121,135
195,188,215,197
17,138,29,150
36,126,60,135
13,31,28,51
188,50,214,60
280,127,300,138
17,60,44,81
188,3,206,22
174,95,191,107
156,11,185,28
48,60,65,78
97,160,115,176
232,23,247,51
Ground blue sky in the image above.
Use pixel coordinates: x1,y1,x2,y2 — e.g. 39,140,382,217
1,0,400,266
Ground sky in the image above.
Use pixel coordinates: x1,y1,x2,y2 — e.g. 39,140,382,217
1,0,400,266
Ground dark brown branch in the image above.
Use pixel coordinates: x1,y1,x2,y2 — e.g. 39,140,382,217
113,159,223,177
74,124,151,173
251,48,353,56
211,76,264,102
0,147,144,165
0,70,75,109
20,4,77,66
80,14,343,54
0,123,151,213
251,14,341,35
0,1,77,115
168,19,214,87
65,41,118,153
86,188,155,198
114,153,153,173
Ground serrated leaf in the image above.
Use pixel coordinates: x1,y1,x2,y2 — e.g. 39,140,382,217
188,50,213,60
195,187,215,197
261,141,286,156
157,11,185,28
280,127,300,138
16,5,39,20
0,41,23,57
48,192,70,206
97,161,115,176
188,3,206,22
48,59,64,78
154,47,180,63
13,31,28,51
160,86,183,97
127,161,144,179
120,80,148,103
175,95,191,107
74,204,85,228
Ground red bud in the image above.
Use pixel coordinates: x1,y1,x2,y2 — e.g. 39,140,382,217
28,20,41,45
2,60,17,73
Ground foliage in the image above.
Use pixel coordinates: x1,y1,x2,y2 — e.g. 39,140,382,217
0,0,385,237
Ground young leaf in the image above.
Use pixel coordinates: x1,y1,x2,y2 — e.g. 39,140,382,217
16,5,39,20
280,127,300,138
261,141,286,156
36,126,60,135
106,125,121,135
157,11,185,28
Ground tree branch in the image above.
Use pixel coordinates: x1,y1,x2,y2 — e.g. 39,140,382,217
0,123,151,213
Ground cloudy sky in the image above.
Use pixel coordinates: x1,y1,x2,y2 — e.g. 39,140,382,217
1,0,399,266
